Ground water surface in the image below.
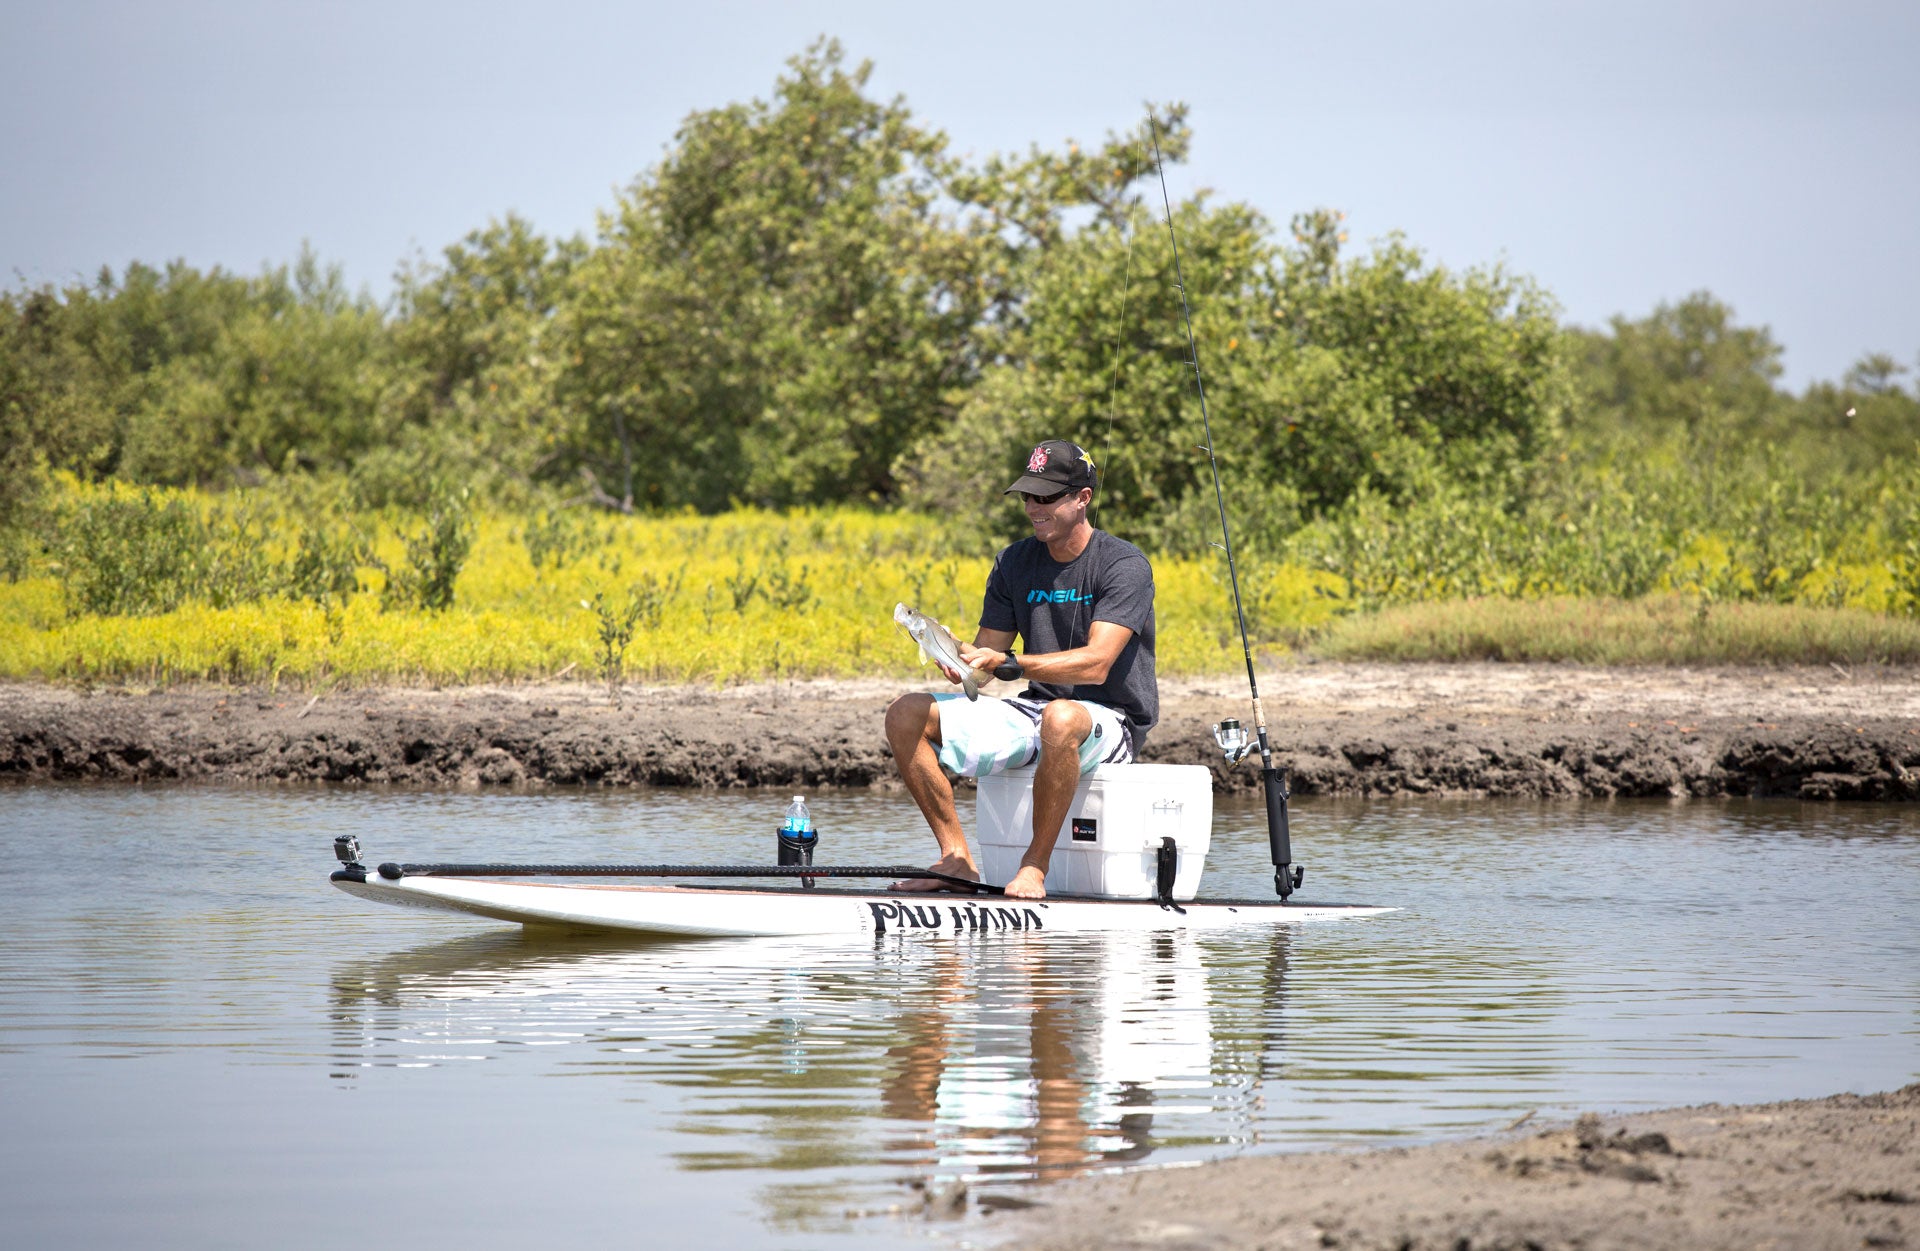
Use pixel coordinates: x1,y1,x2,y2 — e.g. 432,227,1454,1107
1,785,1915,1249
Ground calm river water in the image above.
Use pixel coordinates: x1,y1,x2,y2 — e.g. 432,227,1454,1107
1,784,1916,1249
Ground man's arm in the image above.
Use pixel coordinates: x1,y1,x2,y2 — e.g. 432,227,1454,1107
969,627,1017,653
960,622,1132,685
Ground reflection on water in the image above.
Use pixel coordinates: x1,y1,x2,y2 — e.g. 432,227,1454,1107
1,784,1917,1248
315,893,1578,1214
329,926,1260,1193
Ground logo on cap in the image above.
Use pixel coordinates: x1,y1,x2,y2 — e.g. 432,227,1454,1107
1027,446,1050,473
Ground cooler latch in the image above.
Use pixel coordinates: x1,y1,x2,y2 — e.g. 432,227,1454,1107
1154,837,1185,914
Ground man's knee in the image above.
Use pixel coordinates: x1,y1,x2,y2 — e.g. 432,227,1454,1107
1037,700,1091,751
885,693,940,746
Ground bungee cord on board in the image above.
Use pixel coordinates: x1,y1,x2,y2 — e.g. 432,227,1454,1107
1145,112,1300,901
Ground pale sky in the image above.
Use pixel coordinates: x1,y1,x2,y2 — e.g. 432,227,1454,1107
3,0,1915,388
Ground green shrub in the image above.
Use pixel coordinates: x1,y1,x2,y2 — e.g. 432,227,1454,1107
378,488,474,612
54,489,207,617
517,507,600,574
582,572,679,694
284,521,370,605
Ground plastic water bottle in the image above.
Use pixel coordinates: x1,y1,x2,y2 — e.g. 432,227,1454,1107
777,795,816,873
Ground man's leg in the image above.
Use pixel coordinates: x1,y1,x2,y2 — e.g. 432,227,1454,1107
885,693,978,891
1006,700,1093,900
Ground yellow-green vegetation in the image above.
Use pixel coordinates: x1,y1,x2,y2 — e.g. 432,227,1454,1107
0,480,1344,685
9,473,1920,684
1316,596,1920,666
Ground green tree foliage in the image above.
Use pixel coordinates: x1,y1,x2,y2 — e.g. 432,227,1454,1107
0,287,115,513
0,251,390,491
1572,292,1920,481
125,251,392,485
375,216,585,506
555,40,994,511
899,203,1572,555
550,41,1188,513
1784,352,1920,477
1571,291,1784,449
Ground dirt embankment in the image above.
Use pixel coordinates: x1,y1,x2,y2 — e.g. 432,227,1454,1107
999,1085,1919,1251
3,663,1919,798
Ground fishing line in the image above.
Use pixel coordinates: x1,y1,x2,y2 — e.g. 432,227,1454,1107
1145,111,1299,899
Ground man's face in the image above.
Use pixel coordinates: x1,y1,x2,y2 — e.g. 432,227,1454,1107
1021,486,1090,541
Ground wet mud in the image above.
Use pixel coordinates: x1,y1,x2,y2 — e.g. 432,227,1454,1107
1003,1084,1919,1251
3,662,1918,799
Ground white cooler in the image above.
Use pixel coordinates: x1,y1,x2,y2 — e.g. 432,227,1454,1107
976,762,1213,900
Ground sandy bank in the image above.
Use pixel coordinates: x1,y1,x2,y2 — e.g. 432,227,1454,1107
996,1085,1918,1251
4,662,1919,798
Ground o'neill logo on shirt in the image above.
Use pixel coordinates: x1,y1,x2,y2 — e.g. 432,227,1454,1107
1028,588,1094,605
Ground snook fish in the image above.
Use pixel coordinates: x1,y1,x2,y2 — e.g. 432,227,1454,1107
893,603,980,701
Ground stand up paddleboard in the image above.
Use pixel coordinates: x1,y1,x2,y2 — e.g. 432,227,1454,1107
329,854,1390,939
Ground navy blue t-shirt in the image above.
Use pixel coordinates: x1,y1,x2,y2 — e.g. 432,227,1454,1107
980,529,1157,753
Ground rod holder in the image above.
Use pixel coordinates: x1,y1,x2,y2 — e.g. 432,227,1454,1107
1263,765,1296,900
777,829,817,887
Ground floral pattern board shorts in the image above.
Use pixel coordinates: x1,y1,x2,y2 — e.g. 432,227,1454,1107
931,694,1136,778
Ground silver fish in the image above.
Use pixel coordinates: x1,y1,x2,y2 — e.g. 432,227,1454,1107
893,602,980,701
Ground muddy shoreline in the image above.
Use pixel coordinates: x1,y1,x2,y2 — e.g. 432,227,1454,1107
995,1085,1918,1251
4,663,1919,799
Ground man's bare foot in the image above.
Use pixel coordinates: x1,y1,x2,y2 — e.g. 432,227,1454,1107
1003,865,1047,900
889,854,980,893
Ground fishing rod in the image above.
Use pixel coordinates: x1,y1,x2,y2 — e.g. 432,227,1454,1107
1146,113,1300,901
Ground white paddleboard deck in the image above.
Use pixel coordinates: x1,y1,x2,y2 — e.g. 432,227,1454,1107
332,871,1392,938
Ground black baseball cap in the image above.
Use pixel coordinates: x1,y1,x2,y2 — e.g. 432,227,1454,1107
1005,440,1097,496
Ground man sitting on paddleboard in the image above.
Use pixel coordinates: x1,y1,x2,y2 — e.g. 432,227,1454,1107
887,439,1157,900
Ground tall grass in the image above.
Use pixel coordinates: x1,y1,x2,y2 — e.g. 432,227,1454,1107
1316,596,1920,665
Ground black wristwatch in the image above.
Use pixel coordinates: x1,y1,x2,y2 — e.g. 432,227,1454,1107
992,651,1023,681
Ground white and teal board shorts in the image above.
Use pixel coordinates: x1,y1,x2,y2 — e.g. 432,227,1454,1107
933,694,1135,777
